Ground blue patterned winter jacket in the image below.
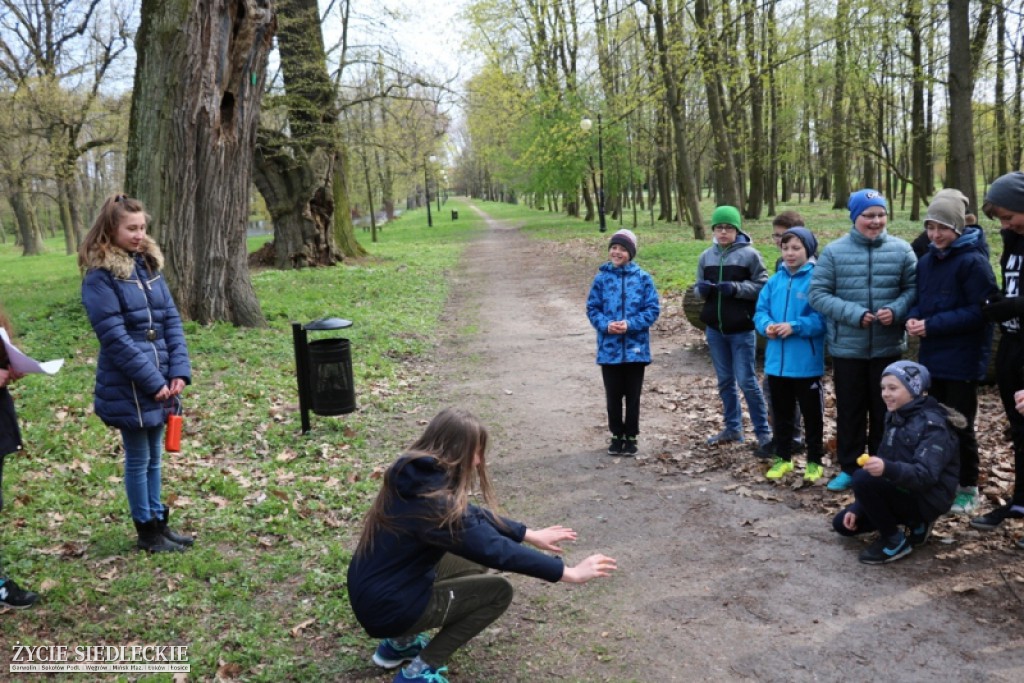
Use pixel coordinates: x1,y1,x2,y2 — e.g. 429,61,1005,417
81,239,191,431
586,261,660,365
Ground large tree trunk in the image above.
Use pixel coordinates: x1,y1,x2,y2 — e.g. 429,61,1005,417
830,0,850,209
695,0,741,208
907,1,926,219
947,0,977,208
743,0,764,219
7,182,45,255
127,0,274,326
646,0,704,237
252,0,348,267
331,145,367,257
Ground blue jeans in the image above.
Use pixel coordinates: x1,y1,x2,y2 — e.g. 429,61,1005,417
121,427,164,523
705,328,770,439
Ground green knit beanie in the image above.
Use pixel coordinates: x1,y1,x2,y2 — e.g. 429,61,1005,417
711,205,742,230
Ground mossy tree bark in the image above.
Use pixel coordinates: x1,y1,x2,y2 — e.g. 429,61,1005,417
126,0,274,326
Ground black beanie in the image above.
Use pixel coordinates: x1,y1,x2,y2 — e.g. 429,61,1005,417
609,229,637,260
985,171,1024,213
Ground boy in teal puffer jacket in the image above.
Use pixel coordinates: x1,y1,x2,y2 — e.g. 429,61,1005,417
809,190,917,492
754,227,827,482
586,229,660,456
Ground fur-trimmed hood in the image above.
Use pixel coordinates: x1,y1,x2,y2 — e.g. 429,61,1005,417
82,237,164,278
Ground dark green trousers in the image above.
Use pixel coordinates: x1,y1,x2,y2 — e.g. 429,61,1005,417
400,553,515,667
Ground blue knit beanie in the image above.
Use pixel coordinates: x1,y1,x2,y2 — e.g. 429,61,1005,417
848,189,888,223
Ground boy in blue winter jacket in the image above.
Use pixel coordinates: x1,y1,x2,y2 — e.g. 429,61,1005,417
754,228,827,482
587,229,660,456
905,193,998,515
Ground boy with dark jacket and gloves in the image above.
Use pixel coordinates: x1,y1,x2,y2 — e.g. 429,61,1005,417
696,206,772,454
832,361,960,564
586,229,660,456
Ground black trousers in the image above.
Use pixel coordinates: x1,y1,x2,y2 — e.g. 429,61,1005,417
832,356,899,473
767,375,825,463
832,470,926,539
601,363,646,438
928,378,978,487
995,332,1024,504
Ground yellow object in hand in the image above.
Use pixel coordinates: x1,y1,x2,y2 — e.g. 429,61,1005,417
857,454,870,467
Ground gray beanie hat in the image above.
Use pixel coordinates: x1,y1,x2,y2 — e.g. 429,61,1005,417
882,360,931,399
925,194,966,234
985,172,1024,213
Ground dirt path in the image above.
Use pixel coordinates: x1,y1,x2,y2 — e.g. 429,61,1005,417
428,205,1024,682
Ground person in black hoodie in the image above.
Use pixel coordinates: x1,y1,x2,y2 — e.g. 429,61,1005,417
831,361,960,565
975,171,1024,541
347,408,617,683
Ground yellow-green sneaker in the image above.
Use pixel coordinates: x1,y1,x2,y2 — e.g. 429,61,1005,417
804,462,825,483
766,457,793,480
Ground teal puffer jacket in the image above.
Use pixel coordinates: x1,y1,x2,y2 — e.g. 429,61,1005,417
808,227,917,359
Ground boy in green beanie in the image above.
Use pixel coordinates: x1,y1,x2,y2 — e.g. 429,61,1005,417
695,206,773,454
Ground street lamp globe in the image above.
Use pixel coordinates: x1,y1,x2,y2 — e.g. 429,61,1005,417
580,117,593,132
428,154,437,164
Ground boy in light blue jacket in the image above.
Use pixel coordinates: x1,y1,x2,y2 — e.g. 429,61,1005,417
587,229,660,456
754,228,827,482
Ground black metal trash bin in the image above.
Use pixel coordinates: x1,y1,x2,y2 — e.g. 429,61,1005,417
293,317,355,433
308,338,356,416
451,210,458,220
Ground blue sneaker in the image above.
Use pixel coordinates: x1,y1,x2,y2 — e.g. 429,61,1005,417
394,665,449,683
373,634,430,669
827,471,854,492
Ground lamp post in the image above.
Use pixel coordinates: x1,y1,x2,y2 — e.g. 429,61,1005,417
425,154,437,227
580,114,607,233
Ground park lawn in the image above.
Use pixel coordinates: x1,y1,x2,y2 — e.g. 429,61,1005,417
0,203,477,680
0,196,990,680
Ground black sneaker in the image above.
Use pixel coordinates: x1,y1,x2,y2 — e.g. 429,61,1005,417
620,437,638,456
970,504,1024,531
753,437,775,459
908,520,935,547
859,533,912,564
0,579,39,609
607,436,624,455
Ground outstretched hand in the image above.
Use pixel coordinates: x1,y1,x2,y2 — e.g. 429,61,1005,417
561,553,618,584
525,526,577,553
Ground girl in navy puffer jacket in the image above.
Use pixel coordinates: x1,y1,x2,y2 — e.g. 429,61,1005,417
586,229,660,456
79,195,192,554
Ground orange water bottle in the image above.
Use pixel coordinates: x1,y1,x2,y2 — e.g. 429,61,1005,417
165,398,183,453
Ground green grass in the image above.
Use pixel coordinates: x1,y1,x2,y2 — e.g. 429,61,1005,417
0,200,480,681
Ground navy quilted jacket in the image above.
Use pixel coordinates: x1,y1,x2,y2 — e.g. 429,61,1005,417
907,228,998,381
81,241,191,430
586,261,660,364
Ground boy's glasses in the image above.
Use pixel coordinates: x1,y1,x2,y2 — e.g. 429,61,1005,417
713,224,737,232
859,212,887,221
